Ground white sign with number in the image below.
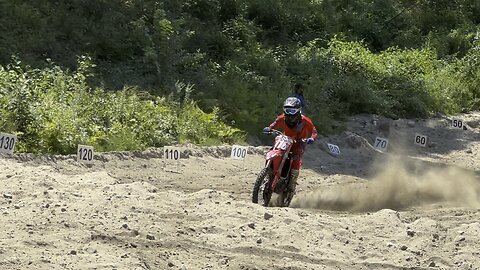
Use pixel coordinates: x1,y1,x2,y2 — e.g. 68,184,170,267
77,145,94,163
414,133,428,147
327,143,340,155
164,146,181,161
374,137,389,151
451,119,464,129
0,133,17,154
231,145,248,160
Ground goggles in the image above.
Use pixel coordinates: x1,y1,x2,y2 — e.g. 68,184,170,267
284,107,300,115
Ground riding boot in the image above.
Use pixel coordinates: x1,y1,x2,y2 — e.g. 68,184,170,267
287,169,300,193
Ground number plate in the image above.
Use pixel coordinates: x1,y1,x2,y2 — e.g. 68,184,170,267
231,145,248,160
274,135,293,150
77,145,94,163
164,146,181,161
327,143,340,155
414,133,428,147
374,137,389,151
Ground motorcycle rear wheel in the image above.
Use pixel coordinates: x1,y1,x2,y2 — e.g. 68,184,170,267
252,167,273,206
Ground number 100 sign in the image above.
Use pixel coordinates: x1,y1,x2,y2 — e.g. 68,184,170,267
231,145,247,160
0,133,17,154
77,145,94,163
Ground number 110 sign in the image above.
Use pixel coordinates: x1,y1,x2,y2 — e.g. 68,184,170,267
164,146,181,161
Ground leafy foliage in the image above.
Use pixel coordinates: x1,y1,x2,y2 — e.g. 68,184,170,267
0,58,243,154
0,0,479,149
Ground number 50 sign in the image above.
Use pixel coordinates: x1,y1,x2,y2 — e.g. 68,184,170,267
452,119,464,129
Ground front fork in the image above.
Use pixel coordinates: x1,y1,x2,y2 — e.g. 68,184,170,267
269,152,290,191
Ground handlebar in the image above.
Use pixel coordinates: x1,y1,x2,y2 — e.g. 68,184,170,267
263,129,283,136
263,129,308,143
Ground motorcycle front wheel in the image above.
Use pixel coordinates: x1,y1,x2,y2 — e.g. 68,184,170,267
277,191,294,207
252,167,273,206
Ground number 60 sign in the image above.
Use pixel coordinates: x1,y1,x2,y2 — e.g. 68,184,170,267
414,133,428,147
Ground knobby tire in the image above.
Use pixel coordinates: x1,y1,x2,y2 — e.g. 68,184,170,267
252,167,273,206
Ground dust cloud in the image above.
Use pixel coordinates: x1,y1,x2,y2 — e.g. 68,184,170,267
292,156,480,212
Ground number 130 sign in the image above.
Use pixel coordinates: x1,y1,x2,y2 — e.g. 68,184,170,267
0,133,17,154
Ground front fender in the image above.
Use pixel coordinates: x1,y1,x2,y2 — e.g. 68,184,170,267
265,149,284,161
265,152,277,160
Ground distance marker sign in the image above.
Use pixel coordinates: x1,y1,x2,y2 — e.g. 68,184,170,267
414,133,428,147
451,119,464,129
231,145,248,160
77,145,94,163
374,137,389,151
0,133,16,154
164,146,181,161
327,143,340,155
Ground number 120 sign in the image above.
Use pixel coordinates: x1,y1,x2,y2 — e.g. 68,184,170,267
77,145,94,163
0,133,17,154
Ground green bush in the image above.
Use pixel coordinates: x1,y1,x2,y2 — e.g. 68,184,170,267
290,36,479,123
1,0,479,143
0,57,244,154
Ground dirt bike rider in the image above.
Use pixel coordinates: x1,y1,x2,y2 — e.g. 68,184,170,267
262,97,318,194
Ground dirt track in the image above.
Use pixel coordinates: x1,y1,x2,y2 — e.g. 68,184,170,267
1,114,479,270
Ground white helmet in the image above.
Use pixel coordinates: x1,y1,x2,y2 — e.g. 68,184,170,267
283,97,302,128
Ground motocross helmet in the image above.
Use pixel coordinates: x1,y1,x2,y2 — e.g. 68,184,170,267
283,97,302,128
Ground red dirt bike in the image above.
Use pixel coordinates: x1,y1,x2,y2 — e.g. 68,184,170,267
252,129,305,207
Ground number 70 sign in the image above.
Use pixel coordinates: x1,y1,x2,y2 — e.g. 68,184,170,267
374,137,389,151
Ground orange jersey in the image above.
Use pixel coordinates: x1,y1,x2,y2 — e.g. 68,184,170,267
267,114,317,169
268,114,318,141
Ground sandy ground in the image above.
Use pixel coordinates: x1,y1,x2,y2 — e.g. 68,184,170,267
1,113,479,270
